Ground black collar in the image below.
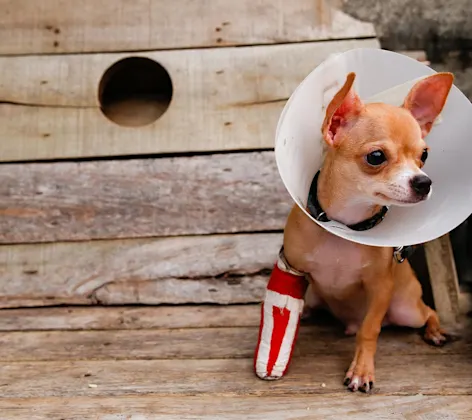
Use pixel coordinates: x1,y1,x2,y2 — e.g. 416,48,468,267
307,170,389,232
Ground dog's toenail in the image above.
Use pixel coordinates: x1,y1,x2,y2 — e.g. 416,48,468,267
343,378,351,386
369,381,374,389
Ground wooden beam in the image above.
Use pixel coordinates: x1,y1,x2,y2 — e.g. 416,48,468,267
0,152,290,243
0,323,469,362
0,355,470,398
0,395,470,419
0,0,376,55
424,234,461,325
0,305,262,331
0,39,379,162
0,233,282,308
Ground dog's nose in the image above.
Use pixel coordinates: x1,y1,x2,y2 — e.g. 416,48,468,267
410,175,432,196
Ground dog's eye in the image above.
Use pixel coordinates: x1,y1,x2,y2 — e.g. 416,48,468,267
365,150,386,166
421,149,428,163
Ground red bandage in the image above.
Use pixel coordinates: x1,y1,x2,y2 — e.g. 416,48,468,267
254,261,307,380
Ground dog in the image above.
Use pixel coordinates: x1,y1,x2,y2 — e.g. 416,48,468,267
254,71,454,392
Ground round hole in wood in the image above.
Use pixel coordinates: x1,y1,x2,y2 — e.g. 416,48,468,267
98,57,173,127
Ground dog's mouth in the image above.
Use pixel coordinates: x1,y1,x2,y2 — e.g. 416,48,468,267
374,192,427,206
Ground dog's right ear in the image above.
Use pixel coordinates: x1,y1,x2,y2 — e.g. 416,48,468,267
322,72,364,147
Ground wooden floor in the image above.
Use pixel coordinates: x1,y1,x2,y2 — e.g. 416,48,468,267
0,304,471,419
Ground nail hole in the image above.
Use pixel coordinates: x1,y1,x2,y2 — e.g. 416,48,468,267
98,57,173,128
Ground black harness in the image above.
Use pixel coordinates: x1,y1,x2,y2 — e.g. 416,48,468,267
306,170,415,263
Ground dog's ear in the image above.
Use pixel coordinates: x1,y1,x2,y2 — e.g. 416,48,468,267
403,72,454,138
322,72,364,147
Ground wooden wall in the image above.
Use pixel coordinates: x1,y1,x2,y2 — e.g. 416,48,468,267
0,0,381,308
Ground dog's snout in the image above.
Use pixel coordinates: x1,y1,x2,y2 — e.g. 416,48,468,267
410,175,432,196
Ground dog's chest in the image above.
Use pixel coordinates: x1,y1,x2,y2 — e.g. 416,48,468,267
305,235,366,296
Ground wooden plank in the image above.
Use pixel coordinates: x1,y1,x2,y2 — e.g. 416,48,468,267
0,323,469,362
424,234,461,325
0,355,470,398
0,0,376,55
460,291,472,315
0,233,281,308
0,152,290,243
0,39,379,162
7,302,468,333
1,395,470,420
0,305,262,331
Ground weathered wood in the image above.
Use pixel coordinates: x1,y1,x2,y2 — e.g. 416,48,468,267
460,291,472,315
0,305,262,331
0,355,470,398
424,234,461,325
7,302,466,333
1,395,470,420
0,152,290,243
0,39,379,162
0,323,469,362
0,0,376,55
0,233,281,308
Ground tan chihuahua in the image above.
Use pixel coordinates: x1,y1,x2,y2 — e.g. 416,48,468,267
255,71,454,392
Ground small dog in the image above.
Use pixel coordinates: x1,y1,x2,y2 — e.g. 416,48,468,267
255,71,454,392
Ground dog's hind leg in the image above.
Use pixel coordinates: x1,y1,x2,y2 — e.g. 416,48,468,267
386,261,454,346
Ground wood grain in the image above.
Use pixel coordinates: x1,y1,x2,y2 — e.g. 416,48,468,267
0,355,471,399
0,233,281,308
0,39,379,162
424,234,461,325
1,395,470,420
0,152,290,243
0,0,376,55
0,305,262,331
0,323,469,362
5,302,467,333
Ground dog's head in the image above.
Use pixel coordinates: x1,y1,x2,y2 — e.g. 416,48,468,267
321,72,454,206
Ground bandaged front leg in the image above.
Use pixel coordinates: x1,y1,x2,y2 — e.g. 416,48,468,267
254,248,308,380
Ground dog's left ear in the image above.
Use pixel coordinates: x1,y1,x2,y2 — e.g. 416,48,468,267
403,72,454,138
322,72,364,147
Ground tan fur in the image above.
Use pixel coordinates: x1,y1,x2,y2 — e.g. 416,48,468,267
283,72,454,392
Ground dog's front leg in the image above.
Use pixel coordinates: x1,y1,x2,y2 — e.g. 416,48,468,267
344,273,394,393
253,247,308,380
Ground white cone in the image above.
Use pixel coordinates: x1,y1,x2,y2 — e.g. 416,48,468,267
275,48,472,247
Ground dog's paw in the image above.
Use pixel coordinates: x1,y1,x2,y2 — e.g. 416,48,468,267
423,326,458,347
344,352,375,393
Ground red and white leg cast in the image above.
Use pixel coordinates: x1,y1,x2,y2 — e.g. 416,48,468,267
254,248,308,380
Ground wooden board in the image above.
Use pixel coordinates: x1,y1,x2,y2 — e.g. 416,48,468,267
0,305,262,331
0,233,281,308
0,152,290,243
0,38,379,162
0,355,471,398
424,234,461,325
0,304,470,419
0,323,469,362
1,395,471,420
0,0,376,55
